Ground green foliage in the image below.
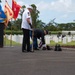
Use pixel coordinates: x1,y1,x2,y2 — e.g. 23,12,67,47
56,23,75,31
5,3,75,31
4,30,62,35
36,20,45,29
6,19,22,31
31,4,40,28
44,22,75,31
49,31,62,34
44,25,58,31
4,30,23,35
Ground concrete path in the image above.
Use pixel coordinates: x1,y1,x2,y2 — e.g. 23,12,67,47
0,46,75,75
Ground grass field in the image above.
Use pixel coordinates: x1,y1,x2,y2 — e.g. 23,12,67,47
50,40,75,46
4,37,75,47
4,38,21,46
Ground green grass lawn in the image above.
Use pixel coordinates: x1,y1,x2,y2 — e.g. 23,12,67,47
4,37,75,47
4,38,21,46
50,40,75,46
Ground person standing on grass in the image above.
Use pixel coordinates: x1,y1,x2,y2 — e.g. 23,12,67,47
21,5,33,52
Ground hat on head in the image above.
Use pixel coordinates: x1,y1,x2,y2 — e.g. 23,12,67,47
27,5,33,10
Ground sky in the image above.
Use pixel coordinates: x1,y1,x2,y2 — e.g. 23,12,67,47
1,0,75,24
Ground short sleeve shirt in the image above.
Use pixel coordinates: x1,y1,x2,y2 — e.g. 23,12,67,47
21,9,32,30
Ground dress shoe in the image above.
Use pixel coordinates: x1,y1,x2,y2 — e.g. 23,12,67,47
0,46,3,48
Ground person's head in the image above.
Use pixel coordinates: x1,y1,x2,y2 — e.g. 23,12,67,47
44,30,48,35
27,5,33,13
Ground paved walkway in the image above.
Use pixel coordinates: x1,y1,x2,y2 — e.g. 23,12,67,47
0,46,75,75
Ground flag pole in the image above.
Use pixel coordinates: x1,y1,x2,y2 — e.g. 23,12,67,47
4,26,7,46
10,20,13,47
4,0,14,47
31,28,34,52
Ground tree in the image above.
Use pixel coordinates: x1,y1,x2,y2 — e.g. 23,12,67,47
44,25,57,31
36,20,45,29
31,4,40,28
19,4,40,29
11,19,22,30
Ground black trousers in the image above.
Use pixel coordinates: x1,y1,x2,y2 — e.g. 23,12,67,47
0,23,4,47
22,29,30,51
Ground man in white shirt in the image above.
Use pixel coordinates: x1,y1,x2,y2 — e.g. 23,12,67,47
21,5,33,52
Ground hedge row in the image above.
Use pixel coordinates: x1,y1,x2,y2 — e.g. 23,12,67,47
4,30,62,35
4,30,23,35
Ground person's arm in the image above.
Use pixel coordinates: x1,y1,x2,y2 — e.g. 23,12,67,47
26,11,33,28
27,18,33,28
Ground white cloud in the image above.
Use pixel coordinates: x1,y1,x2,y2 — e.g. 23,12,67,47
2,0,75,13
36,1,49,11
36,0,75,13
61,14,68,18
1,0,75,23
17,1,24,6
